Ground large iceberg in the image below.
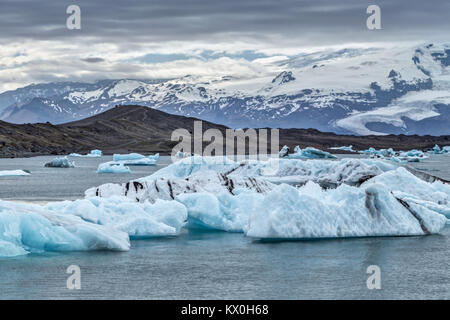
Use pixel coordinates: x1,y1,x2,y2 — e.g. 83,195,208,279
0,200,130,257
86,156,449,236
0,170,30,177
97,162,131,174
244,180,446,239
45,196,187,239
44,156,75,168
69,149,102,157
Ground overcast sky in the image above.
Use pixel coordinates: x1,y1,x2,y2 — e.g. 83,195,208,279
0,0,449,92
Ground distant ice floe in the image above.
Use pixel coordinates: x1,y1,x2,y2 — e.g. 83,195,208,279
430,145,450,154
87,156,449,237
0,200,130,257
0,170,30,177
113,153,159,162
279,145,337,159
69,149,102,157
97,162,131,174
361,147,429,164
329,145,355,152
44,156,75,168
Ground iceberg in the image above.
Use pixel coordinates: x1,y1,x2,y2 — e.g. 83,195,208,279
70,149,102,157
278,145,289,158
0,170,30,177
288,146,337,159
45,196,187,238
44,156,75,168
97,162,131,174
175,151,192,158
85,156,449,236
244,180,446,239
113,153,159,163
113,153,146,161
361,147,396,158
329,145,355,152
0,200,130,257
430,145,450,154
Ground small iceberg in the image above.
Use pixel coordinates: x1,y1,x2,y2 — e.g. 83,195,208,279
288,146,337,159
70,149,102,157
44,156,75,168
361,147,395,158
175,151,192,158
430,144,450,154
113,153,159,163
0,170,30,177
97,162,131,174
329,145,355,152
0,200,130,257
113,153,145,161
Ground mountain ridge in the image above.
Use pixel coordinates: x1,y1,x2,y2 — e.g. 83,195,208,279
1,105,449,158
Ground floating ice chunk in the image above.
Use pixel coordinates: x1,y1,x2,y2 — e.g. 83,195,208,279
361,147,395,158
44,156,75,168
97,162,131,174
288,146,337,159
278,145,289,158
244,181,446,239
120,158,157,166
0,170,30,177
45,196,187,238
148,153,159,161
329,145,355,152
113,153,145,161
0,200,130,257
70,149,102,157
429,145,450,154
175,151,192,158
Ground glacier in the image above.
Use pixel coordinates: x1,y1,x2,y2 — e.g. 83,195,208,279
0,170,30,177
97,162,131,174
44,156,75,168
0,200,130,257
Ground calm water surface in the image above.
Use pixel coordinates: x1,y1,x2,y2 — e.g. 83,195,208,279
0,154,449,299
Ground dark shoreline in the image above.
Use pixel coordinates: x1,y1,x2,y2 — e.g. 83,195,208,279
1,105,449,158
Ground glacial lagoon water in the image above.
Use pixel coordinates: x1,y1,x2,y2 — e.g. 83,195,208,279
0,154,449,299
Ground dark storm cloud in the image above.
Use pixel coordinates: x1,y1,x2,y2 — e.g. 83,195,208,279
81,57,105,63
0,0,449,46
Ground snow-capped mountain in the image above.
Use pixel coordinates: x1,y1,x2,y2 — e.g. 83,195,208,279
1,43,449,135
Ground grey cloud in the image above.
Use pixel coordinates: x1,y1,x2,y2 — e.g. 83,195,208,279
81,57,105,63
0,0,448,46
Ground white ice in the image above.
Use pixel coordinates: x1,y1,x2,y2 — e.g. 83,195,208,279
44,156,75,168
69,149,102,157
0,170,30,177
0,200,130,257
97,162,131,174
